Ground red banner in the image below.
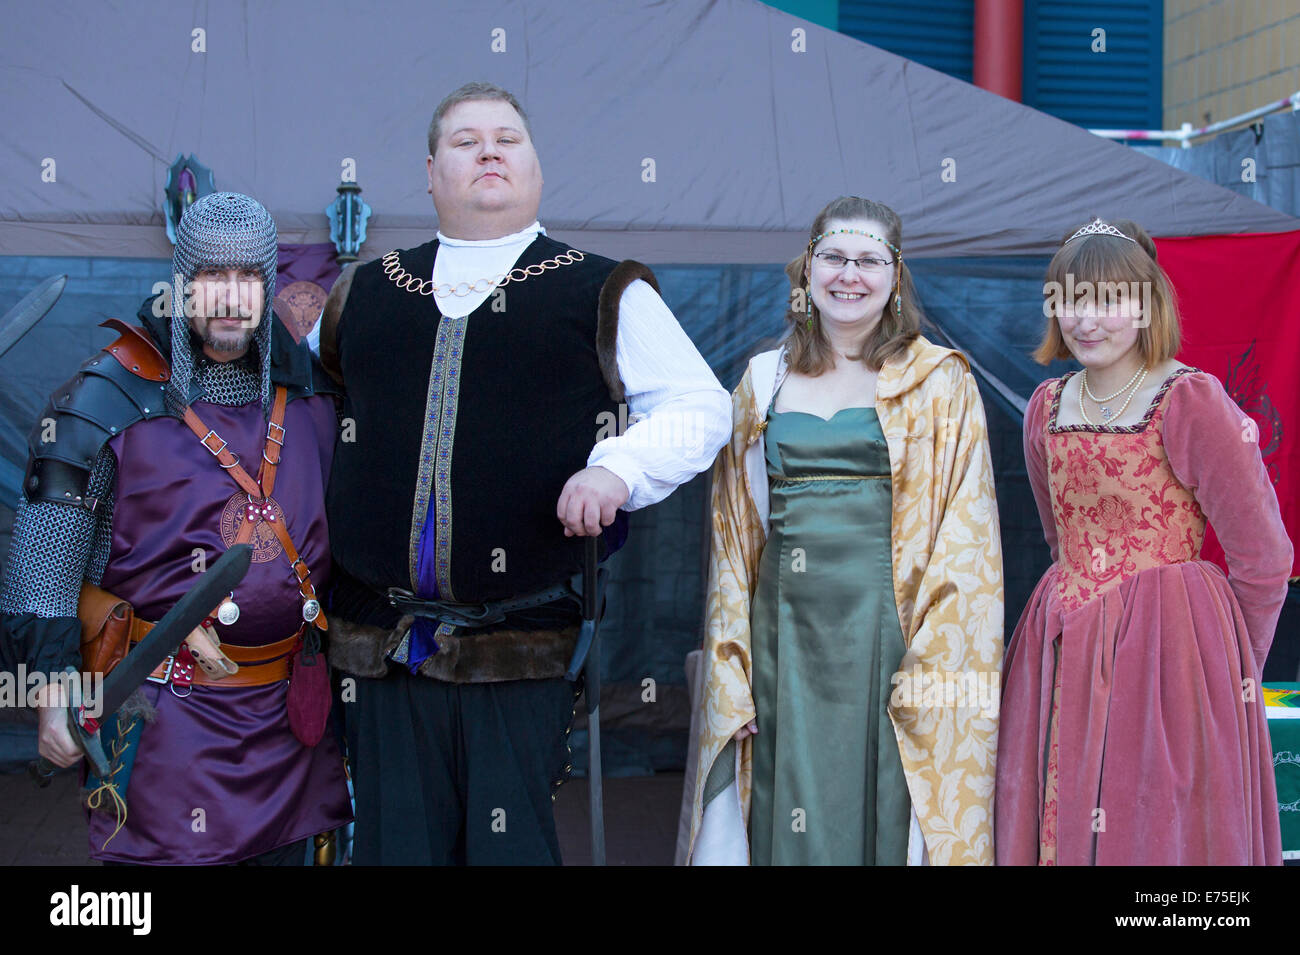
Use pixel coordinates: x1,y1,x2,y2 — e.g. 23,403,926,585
1155,230,1300,578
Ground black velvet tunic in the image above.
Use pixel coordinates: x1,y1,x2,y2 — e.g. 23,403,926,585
326,235,622,628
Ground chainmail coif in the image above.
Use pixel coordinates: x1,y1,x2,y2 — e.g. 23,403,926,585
2,194,277,618
169,191,277,416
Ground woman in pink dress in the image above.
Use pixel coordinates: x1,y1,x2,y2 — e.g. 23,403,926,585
996,218,1292,865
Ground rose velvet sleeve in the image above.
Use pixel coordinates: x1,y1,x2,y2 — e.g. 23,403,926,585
1163,372,1294,673
1024,380,1058,564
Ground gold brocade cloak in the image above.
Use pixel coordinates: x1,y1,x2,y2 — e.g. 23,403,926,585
686,335,1004,865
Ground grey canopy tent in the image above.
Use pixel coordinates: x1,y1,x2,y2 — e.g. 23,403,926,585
2,0,1297,775
1,0,1293,260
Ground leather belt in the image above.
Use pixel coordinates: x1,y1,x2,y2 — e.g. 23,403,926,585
385,584,579,629
132,626,301,689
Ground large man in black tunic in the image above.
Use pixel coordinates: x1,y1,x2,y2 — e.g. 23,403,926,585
318,82,729,865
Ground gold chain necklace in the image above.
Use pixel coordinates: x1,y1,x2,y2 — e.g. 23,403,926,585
1079,368,1147,425
382,249,585,297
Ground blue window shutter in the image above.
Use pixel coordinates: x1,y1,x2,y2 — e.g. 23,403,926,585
1023,0,1163,129
839,0,976,83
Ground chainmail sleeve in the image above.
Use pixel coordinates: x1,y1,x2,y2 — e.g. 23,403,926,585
83,448,117,587
1,445,117,617
0,445,118,674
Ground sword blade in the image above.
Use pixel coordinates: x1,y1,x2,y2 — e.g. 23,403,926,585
92,544,252,716
28,544,252,785
0,275,66,361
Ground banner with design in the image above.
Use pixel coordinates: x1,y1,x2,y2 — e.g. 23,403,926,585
1155,230,1300,578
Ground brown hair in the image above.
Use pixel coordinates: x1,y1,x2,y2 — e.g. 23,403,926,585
783,196,921,374
428,82,533,159
1034,218,1181,366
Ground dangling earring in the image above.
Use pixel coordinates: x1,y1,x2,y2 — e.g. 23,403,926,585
805,285,813,329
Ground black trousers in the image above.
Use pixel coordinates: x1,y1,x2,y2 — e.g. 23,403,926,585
346,668,579,865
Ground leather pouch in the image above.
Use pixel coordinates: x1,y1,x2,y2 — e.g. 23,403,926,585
287,627,331,747
77,581,132,677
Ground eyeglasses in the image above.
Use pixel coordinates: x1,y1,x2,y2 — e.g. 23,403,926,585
812,252,894,272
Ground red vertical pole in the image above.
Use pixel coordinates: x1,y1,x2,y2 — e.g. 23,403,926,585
974,0,1024,102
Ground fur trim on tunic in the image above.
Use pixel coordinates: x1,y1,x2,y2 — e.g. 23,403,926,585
596,260,660,403
327,614,580,684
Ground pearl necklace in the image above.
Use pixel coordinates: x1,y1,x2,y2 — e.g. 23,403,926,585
1079,368,1147,425
1082,365,1145,403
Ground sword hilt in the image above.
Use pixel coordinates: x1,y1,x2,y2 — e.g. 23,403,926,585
28,757,56,788
27,668,111,787
565,536,603,681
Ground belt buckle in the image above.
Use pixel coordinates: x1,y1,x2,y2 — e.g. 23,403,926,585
386,587,415,609
147,654,175,686
460,603,502,626
434,600,499,628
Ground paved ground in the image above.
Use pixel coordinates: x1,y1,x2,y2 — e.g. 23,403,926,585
0,765,685,866
553,775,683,866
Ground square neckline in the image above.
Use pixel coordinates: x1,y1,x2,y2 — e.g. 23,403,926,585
1047,366,1197,435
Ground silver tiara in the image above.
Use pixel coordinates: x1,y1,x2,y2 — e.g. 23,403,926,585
1066,218,1137,245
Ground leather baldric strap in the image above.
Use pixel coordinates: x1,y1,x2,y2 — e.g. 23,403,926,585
179,387,327,631
182,386,287,500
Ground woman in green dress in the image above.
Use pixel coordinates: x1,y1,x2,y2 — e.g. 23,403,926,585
691,196,1004,865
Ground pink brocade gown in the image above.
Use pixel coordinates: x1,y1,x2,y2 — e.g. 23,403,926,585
995,367,1292,866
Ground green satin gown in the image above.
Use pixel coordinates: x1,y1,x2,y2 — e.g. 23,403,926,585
707,397,913,865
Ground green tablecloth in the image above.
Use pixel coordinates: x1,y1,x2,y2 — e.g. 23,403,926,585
1265,682,1300,860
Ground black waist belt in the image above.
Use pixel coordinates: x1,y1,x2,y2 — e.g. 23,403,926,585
385,583,579,630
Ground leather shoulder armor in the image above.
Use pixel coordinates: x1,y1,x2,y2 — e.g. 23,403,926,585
22,320,173,510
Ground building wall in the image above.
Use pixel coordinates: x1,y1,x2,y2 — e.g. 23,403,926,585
783,1,1165,127
771,0,1296,132
1164,0,1300,129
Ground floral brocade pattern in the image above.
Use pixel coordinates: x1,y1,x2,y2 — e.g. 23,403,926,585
1046,369,1205,612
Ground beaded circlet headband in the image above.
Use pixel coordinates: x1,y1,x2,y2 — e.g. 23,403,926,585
807,227,901,258
1065,218,1137,245
803,228,902,327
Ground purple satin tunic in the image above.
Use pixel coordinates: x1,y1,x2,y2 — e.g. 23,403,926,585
89,395,352,864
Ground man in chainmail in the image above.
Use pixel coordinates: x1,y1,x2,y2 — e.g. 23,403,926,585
0,192,352,865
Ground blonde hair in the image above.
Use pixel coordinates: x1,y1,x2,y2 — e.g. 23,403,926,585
1034,218,1181,366
783,196,921,374
428,82,532,159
